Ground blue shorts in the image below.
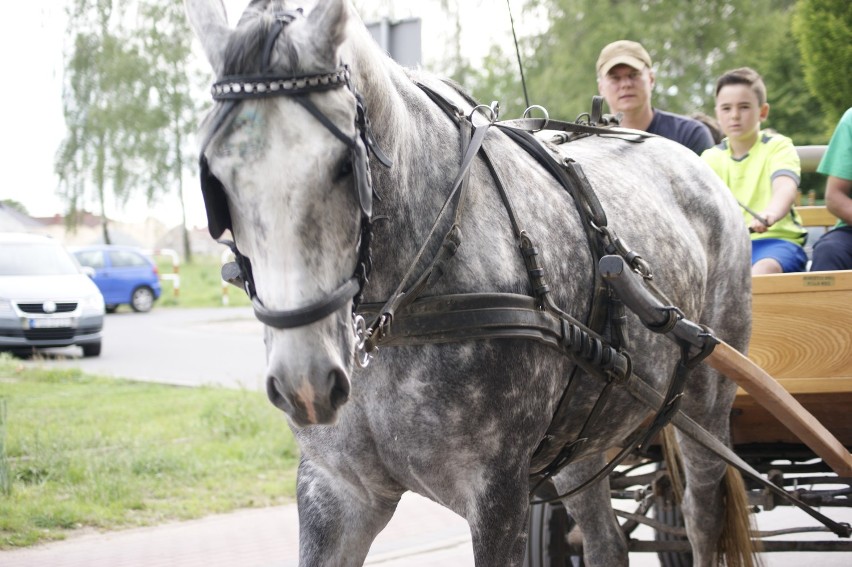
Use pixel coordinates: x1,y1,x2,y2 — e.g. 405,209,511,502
751,238,807,272
811,226,852,271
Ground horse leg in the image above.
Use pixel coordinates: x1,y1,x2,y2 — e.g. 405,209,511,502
296,457,400,567
468,470,531,567
675,366,756,567
674,430,728,566
555,455,629,567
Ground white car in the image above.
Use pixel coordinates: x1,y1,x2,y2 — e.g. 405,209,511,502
0,232,105,357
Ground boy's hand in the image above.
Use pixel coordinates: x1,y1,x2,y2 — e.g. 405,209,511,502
749,211,773,233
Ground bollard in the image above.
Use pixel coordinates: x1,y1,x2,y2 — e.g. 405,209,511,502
0,398,9,495
147,248,182,298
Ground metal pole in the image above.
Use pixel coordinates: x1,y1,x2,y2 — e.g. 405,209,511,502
379,17,391,54
506,0,530,109
0,398,9,495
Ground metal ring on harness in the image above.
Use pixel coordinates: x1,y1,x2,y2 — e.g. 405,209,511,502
469,102,500,124
353,314,373,368
522,105,549,132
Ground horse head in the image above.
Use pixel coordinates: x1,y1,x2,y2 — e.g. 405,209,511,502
186,0,377,427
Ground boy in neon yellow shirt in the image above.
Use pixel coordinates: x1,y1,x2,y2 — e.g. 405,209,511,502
702,67,807,274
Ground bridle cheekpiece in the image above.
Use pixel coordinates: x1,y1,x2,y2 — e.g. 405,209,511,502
199,10,391,332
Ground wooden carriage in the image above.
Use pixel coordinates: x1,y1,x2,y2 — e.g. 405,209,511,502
527,147,852,565
733,260,852,449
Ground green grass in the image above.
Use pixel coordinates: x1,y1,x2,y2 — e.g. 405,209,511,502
155,254,252,309
0,355,299,549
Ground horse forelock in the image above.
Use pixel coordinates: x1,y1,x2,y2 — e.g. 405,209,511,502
223,2,300,76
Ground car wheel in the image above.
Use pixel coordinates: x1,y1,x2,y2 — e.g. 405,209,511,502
130,286,155,312
82,342,101,357
105,305,118,313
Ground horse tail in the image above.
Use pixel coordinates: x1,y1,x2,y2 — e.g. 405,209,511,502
660,426,761,567
718,465,762,567
661,425,684,500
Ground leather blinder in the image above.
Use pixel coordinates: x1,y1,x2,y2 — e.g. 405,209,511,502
199,155,233,240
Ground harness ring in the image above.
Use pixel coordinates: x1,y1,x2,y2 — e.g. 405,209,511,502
353,314,374,368
523,105,550,131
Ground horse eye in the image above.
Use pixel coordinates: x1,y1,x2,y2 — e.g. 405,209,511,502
335,159,353,181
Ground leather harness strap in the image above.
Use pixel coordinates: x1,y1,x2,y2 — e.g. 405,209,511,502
631,372,852,538
358,86,681,483
204,15,849,534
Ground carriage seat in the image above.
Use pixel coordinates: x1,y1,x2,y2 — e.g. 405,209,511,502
797,205,839,266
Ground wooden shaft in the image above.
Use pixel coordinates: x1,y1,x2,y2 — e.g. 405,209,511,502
708,341,852,477
600,254,852,477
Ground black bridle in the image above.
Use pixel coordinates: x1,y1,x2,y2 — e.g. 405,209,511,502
198,10,391,329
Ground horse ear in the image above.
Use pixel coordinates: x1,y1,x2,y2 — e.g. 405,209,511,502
185,0,233,75
306,0,349,63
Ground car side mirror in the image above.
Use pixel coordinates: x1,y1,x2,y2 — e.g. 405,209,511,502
81,266,96,278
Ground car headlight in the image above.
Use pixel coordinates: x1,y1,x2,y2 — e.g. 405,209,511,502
0,298,12,314
82,293,105,314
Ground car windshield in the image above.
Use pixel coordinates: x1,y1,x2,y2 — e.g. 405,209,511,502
0,242,81,276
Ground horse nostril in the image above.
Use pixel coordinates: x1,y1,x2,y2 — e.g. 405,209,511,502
266,376,293,414
328,368,350,411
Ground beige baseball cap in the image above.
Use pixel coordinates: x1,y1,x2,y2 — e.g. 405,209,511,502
596,40,652,76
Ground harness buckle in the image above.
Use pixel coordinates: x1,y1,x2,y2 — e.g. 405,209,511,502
353,314,374,368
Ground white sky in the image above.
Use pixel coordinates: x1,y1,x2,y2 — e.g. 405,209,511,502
0,1,516,229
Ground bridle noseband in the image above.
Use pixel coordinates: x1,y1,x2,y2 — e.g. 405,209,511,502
199,10,391,330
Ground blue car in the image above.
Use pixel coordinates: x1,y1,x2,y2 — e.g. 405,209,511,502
72,245,162,313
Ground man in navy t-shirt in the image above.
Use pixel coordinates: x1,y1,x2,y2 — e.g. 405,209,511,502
596,40,714,155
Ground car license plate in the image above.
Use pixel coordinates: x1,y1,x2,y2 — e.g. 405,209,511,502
29,318,73,329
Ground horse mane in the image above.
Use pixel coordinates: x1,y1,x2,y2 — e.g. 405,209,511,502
217,1,412,152
221,4,299,76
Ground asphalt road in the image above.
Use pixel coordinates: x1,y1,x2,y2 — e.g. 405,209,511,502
29,306,268,390
17,307,852,566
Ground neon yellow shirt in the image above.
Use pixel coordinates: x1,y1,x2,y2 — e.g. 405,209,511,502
702,131,806,245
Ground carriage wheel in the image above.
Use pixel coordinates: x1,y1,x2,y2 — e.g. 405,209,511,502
525,481,583,567
654,476,692,567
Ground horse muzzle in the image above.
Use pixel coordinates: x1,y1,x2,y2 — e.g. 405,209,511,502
266,367,350,427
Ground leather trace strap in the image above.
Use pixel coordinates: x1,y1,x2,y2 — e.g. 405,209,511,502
357,85,685,488
631,372,852,539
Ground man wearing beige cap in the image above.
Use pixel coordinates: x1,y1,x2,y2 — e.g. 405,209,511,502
596,40,714,155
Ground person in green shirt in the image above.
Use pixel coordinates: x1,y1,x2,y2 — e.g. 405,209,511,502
702,67,807,275
811,107,852,272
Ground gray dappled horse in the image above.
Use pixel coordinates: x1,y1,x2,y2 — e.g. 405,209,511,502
185,1,754,565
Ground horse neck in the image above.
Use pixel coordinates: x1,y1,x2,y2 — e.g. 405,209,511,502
341,24,470,297
340,21,450,169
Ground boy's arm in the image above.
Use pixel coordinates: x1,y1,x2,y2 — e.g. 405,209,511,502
750,174,798,233
825,175,852,225
750,136,801,233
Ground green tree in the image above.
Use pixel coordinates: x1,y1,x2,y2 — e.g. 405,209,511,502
513,0,793,119
460,0,823,147
136,0,205,262
467,45,527,118
793,0,852,133
56,0,166,244
0,200,28,216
